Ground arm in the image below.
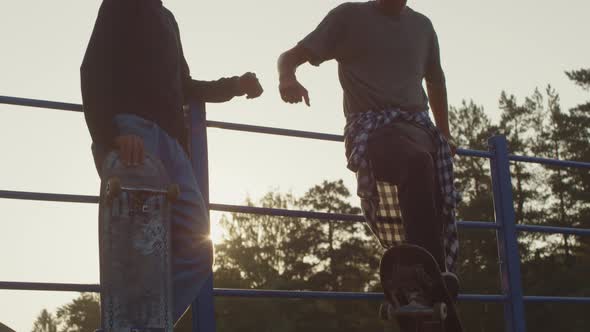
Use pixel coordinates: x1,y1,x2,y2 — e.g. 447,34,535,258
185,76,243,103
425,27,456,155
277,45,312,106
427,76,457,156
277,4,352,106
184,71,262,104
427,81,451,139
427,80,456,156
81,0,133,147
81,1,148,166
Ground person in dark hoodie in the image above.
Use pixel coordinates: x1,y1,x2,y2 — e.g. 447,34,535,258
80,0,263,323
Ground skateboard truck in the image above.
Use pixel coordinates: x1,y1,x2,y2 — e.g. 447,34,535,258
379,244,464,331
105,177,180,206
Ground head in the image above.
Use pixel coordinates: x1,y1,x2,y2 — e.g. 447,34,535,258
376,0,408,15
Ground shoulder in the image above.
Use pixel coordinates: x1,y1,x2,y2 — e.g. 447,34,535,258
162,7,176,22
322,1,371,27
162,7,180,30
327,2,361,18
406,7,435,30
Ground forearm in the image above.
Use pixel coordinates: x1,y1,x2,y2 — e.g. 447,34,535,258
427,82,451,139
186,77,242,103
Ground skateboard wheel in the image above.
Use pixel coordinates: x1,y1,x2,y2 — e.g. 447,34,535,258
433,302,447,321
105,177,121,203
442,271,460,300
167,184,180,202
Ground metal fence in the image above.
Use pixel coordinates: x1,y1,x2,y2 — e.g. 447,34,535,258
1,95,589,332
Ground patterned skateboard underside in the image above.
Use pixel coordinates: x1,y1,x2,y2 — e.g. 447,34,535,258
99,152,174,332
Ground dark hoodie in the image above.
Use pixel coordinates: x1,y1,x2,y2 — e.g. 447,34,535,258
81,0,241,149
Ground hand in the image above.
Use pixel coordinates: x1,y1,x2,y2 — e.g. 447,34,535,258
238,72,263,99
114,135,144,167
279,76,310,106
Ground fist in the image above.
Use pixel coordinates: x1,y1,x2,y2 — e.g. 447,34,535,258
238,72,263,99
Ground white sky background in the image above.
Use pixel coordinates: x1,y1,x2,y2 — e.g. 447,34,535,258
1,0,589,330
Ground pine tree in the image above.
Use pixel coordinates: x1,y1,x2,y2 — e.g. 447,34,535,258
31,309,57,332
55,293,100,332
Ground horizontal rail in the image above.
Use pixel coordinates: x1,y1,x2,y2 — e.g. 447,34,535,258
0,281,504,303
0,190,499,229
207,120,343,142
509,154,590,169
0,191,497,230
206,121,491,158
211,203,499,230
523,296,590,304
0,96,490,157
458,149,493,158
210,203,363,223
6,282,585,304
213,289,506,303
5,191,590,236
9,95,590,165
0,281,99,292
516,224,590,237
215,288,383,300
0,190,98,204
0,96,82,112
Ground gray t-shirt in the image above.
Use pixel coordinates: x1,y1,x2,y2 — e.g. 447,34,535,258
299,2,445,118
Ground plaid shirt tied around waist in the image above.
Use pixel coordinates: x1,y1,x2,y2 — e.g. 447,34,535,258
344,109,461,273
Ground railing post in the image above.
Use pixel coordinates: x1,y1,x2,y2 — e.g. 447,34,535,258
188,102,216,332
488,135,526,332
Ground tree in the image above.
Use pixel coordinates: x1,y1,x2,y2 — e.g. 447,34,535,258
298,180,379,292
564,68,590,259
211,181,390,332
31,309,57,332
498,91,540,228
55,293,100,332
449,101,504,332
509,75,590,332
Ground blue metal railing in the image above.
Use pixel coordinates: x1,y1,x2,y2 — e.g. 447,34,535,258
1,95,590,332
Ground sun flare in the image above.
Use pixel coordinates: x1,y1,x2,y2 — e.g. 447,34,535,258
209,222,224,245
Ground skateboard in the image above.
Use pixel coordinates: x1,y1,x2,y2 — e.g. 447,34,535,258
379,244,463,332
98,151,179,332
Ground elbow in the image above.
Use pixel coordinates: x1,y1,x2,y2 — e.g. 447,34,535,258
277,49,293,72
426,68,446,88
278,45,308,79
426,78,446,91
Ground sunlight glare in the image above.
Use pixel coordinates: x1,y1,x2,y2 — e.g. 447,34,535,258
210,220,224,245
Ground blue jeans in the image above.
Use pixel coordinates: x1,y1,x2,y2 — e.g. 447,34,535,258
92,114,213,322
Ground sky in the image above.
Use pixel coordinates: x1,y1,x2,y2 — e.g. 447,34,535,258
1,0,590,331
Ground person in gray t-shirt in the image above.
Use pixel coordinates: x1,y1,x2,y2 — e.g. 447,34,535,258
277,0,453,151
277,0,461,312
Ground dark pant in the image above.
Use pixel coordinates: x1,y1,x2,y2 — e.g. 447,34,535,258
368,126,446,269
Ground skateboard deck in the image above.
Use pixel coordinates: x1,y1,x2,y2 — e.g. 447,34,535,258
379,244,463,332
98,151,178,332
